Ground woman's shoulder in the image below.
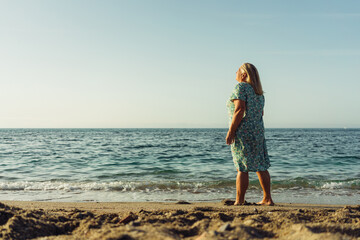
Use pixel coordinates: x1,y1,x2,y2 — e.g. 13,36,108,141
237,82,253,91
239,82,263,97
233,83,248,94
236,82,250,88
239,82,252,87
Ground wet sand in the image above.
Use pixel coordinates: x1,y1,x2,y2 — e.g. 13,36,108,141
1,200,359,239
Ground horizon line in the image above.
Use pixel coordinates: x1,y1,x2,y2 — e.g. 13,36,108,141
0,127,358,129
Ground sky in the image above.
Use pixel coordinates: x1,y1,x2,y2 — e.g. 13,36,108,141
0,0,359,128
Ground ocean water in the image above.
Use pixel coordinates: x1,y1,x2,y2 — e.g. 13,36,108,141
0,128,359,205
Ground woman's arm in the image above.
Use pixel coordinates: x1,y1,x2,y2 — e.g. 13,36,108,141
226,99,246,145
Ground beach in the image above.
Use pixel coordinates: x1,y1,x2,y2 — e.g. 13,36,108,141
1,200,359,240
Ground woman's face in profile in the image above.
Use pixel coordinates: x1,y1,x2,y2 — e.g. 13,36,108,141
236,67,246,82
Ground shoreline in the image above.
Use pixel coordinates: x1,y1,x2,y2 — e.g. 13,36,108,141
1,200,359,239
1,200,349,214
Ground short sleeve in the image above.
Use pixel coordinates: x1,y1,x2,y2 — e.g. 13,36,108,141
229,83,247,102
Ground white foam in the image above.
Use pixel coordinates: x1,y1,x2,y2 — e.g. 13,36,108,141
0,180,209,192
0,181,129,191
321,182,345,189
320,179,359,189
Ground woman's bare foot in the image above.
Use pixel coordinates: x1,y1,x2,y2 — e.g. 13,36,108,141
234,201,248,206
256,200,275,206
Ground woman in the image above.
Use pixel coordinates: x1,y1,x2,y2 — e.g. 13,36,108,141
225,63,274,206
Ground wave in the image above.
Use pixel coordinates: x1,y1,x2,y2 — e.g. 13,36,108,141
332,155,360,160
122,143,193,149
271,178,360,190
0,178,359,192
0,180,215,192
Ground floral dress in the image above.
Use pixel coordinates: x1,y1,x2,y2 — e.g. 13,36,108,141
226,82,270,172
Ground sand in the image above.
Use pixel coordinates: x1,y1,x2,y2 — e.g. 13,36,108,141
0,200,359,240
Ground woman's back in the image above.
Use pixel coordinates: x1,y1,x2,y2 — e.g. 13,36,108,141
240,82,264,123
227,82,265,130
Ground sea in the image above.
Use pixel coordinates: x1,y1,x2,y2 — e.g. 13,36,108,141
0,128,359,205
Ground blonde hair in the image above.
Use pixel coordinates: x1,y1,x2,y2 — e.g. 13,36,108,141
240,63,264,95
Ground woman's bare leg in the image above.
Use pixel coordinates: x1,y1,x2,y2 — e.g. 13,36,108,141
234,169,249,205
256,170,274,205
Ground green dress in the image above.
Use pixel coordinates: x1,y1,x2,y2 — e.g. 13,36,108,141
226,82,270,172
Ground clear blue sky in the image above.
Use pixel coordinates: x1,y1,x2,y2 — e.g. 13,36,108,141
1,0,359,128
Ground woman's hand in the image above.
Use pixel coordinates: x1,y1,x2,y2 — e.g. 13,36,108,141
226,130,236,145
